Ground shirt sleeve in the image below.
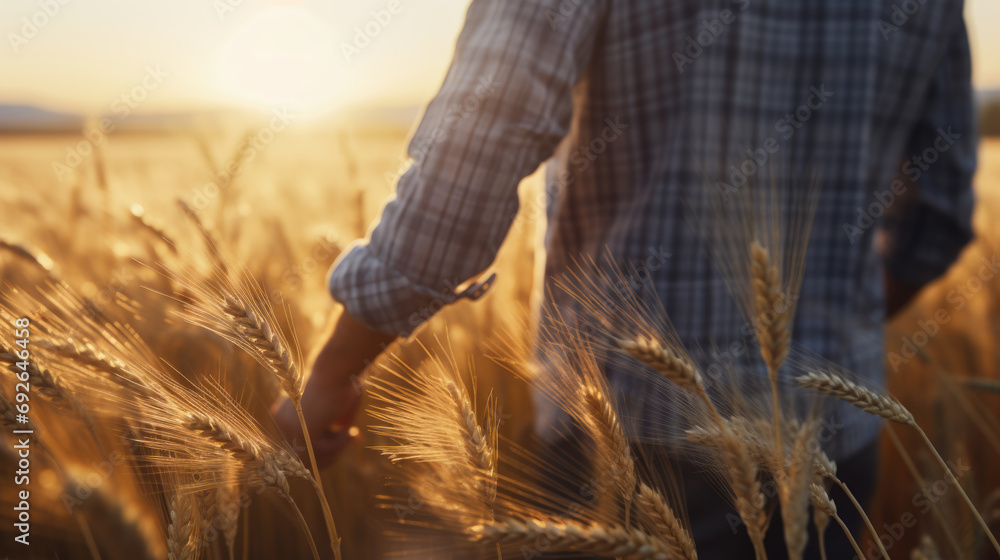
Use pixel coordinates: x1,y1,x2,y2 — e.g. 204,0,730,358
328,0,606,336
882,16,977,287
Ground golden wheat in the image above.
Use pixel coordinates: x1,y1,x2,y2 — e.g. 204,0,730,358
635,482,698,560
795,371,914,424
470,516,673,559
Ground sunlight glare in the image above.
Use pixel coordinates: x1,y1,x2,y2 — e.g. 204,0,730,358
216,5,343,113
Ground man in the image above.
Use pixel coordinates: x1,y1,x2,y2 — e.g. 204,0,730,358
275,0,975,556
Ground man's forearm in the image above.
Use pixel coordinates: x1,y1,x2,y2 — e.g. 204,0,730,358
297,307,397,430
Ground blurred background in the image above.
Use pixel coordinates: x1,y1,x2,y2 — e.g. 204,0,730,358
0,0,999,558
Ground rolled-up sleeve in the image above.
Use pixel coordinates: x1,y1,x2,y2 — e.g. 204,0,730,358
883,17,977,286
328,0,606,336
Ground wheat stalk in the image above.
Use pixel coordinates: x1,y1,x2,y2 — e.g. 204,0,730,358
798,371,1000,556
177,199,228,275
130,204,179,255
469,516,673,559
168,228,339,559
179,413,322,560
886,427,965,559
808,482,869,560
219,292,339,559
635,483,697,560
813,450,891,560
962,378,1000,394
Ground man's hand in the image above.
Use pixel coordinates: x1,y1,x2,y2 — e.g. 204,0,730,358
271,307,396,468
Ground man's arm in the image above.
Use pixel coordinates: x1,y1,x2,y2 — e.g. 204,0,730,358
883,15,976,317
274,0,607,464
273,307,395,463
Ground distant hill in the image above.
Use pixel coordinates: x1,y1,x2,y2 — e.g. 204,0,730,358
1,91,997,135
0,105,83,132
979,88,1000,137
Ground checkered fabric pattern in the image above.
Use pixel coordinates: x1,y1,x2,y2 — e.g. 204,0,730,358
329,0,976,459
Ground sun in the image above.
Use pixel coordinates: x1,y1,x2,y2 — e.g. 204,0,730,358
216,5,344,114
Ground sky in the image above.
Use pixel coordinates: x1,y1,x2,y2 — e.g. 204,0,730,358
1,0,998,119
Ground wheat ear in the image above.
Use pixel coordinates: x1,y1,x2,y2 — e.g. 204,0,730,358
470,517,673,559
717,426,768,559
809,483,866,560
750,240,790,458
615,337,723,427
445,380,497,506
221,294,301,396
581,385,638,525
635,483,698,560
167,492,199,560
778,422,815,560
795,372,913,424
814,451,891,560
1,347,107,454
686,421,768,558
217,293,340,560
182,414,323,560
809,482,831,560
799,372,999,556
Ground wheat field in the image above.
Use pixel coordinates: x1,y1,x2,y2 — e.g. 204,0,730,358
0,124,998,560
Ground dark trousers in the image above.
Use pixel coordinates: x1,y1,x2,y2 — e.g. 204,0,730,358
538,439,879,559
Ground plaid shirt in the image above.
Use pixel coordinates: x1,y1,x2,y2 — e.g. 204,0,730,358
329,0,976,459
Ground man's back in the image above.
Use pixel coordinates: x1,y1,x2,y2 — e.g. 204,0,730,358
328,0,975,458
